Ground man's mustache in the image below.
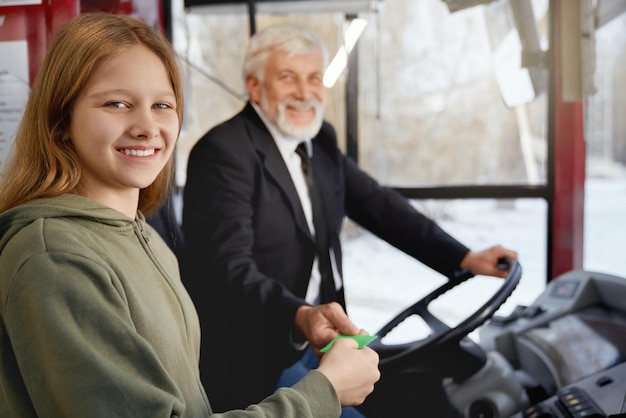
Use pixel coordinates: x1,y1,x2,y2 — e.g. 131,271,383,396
282,99,322,111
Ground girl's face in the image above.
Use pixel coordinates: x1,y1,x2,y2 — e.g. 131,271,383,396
69,44,179,216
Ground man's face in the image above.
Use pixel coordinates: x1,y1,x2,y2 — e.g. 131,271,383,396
247,47,326,140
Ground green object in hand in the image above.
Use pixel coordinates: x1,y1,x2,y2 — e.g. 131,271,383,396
319,334,378,353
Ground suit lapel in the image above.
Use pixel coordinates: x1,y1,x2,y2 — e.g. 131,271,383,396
242,104,313,240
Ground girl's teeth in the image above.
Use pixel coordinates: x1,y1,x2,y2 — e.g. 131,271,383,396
122,149,155,157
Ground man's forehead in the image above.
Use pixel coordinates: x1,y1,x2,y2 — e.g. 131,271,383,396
269,48,324,69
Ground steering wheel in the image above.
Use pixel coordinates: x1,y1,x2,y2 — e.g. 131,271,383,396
369,258,521,382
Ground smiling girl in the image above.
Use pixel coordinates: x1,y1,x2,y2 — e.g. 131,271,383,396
0,13,378,418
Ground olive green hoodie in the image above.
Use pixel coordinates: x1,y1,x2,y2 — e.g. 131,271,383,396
0,194,339,417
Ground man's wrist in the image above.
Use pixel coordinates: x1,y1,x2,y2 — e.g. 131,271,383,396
292,304,312,349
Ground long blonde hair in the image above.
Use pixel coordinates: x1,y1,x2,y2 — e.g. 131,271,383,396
0,13,184,216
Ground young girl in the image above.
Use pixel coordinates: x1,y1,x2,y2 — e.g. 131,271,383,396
0,13,379,417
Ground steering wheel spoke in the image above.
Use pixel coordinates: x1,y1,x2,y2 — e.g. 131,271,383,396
369,258,522,381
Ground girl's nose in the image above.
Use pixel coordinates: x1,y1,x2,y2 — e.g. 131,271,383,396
129,108,159,139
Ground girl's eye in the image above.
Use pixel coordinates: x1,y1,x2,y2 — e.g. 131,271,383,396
154,103,172,110
107,101,127,109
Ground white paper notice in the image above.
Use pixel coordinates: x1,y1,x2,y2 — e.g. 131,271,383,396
0,0,42,6
0,40,30,170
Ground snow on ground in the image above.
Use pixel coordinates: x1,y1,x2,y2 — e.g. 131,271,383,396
341,164,626,344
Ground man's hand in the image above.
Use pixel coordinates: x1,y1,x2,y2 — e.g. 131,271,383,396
294,302,366,355
460,245,518,278
317,337,380,406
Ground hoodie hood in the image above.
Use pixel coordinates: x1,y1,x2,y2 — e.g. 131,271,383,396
0,194,141,255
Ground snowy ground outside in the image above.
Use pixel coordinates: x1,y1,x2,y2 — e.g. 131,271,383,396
341,161,626,344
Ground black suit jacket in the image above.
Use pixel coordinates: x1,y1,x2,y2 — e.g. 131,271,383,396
182,103,470,412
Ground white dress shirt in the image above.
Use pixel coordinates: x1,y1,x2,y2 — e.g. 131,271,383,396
251,103,342,305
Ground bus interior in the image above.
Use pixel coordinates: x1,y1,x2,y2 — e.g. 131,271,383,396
3,0,626,416
172,1,626,415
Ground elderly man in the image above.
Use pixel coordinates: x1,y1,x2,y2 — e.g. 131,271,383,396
182,23,517,417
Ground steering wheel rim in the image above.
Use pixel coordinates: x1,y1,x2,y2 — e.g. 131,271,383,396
369,258,522,374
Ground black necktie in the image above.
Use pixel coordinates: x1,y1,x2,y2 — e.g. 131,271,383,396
295,142,336,304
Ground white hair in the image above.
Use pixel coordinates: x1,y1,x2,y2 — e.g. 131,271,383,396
243,24,329,83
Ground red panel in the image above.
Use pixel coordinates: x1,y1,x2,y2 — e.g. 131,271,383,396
2,0,166,86
550,0,586,279
26,7,48,85
47,0,80,40
80,0,165,34
0,6,28,41
552,102,585,277
0,6,45,85
0,0,78,86
80,0,132,15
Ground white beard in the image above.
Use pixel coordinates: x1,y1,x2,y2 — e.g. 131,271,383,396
261,96,324,141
